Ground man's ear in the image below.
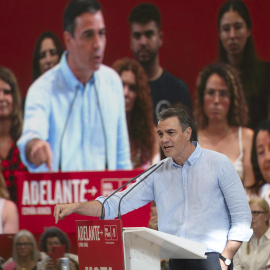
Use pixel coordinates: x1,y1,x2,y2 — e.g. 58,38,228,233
184,127,192,141
63,31,72,51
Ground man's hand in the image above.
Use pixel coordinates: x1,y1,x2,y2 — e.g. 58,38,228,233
26,139,53,171
54,201,103,224
54,204,75,224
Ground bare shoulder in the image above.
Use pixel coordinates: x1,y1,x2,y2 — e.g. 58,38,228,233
3,200,18,214
242,127,254,141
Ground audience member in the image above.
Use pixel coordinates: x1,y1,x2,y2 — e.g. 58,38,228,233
3,230,40,270
0,171,19,233
252,120,270,206
195,63,255,190
234,198,270,270
218,0,270,129
0,66,27,203
128,3,193,123
33,31,63,81
37,227,78,270
112,57,160,168
18,0,131,172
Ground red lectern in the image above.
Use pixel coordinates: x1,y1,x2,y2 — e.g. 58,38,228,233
76,220,207,270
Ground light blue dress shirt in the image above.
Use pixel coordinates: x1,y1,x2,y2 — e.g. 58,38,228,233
96,142,252,253
18,52,131,172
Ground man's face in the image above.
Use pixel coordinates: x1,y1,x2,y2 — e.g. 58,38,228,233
130,21,163,66
64,11,106,74
157,117,191,164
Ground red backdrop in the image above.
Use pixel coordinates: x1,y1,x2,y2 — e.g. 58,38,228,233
1,0,270,100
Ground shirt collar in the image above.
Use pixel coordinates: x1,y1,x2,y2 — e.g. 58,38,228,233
171,141,202,168
265,227,270,240
60,51,95,91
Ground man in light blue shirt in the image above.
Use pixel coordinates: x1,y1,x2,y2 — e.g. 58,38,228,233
54,107,252,269
18,0,131,172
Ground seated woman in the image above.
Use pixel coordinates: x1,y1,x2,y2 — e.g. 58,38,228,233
0,171,19,233
252,120,270,205
37,227,78,270
3,230,40,270
112,58,160,169
32,31,63,81
0,67,27,203
194,63,255,190
233,198,270,270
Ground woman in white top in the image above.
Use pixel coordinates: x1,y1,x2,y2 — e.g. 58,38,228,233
234,198,270,270
194,63,255,189
0,171,19,233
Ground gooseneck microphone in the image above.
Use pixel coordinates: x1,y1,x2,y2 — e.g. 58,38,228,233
100,163,157,220
58,86,79,171
117,161,164,219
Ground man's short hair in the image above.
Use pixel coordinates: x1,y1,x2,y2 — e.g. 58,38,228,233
128,3,161,30
157,107,192,134
63,0,102,36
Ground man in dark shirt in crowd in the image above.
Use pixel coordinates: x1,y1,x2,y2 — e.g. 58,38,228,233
128,3,193,123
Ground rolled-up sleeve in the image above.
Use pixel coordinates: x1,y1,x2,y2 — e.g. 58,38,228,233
219,156,253,242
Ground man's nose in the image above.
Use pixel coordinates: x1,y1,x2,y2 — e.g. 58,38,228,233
139,35,148,45
161,134,169,143
93,34,102,49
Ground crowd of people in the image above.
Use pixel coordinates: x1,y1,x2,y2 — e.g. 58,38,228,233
1,0,270,269
0,227,78,270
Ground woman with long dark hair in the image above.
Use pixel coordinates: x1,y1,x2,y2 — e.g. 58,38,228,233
218,0,270,129
33,31,63,81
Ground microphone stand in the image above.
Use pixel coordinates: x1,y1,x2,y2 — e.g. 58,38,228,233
100,163,157,220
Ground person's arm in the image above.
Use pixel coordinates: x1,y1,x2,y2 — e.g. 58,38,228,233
54,200,103,224
2,200,19,233
219,240,242,270
218,156,253,268
25,138,53,171
17,78,51,172
242,128,255,188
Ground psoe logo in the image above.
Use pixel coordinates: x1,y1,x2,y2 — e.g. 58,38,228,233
104,225,118,241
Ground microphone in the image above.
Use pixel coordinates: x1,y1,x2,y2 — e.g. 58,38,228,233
100,163,157,220
117,161,164,219
58,86,79,171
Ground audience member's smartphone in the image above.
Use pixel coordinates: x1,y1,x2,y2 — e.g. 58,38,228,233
50,245,65,263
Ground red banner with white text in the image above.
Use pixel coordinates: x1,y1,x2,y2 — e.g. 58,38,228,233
76,220,125,270
16,170,151,233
